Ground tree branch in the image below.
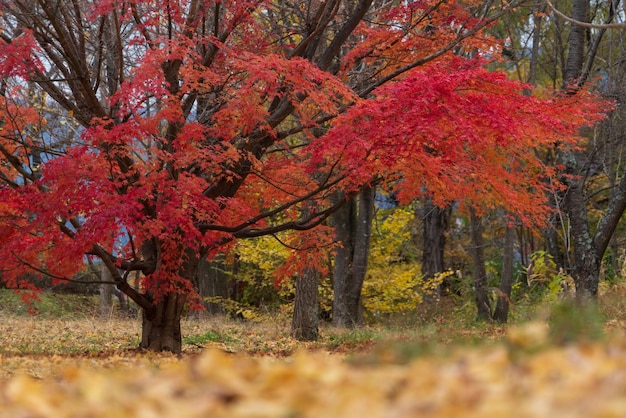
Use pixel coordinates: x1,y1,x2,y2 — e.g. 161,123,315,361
10,251,116,285
545,0,626,29
358,0,527,98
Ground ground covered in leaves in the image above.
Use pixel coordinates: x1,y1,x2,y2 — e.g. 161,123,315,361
3,291,626,417
4,334,626,417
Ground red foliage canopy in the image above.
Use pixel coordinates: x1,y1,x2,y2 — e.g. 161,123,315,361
0,0,606,304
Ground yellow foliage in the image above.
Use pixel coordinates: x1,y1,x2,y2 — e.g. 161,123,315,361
235,236,290,275
363,207,448,315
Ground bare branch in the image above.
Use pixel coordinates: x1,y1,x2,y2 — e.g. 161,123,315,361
11,251,116,285
545,0,626,29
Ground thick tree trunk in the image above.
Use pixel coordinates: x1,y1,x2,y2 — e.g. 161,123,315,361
421,197,451,298
332,186,375,327
141,292,187,353
332,195,356,326
138,247,199,353
554,0,615,295
563,177,600,298
493,223,515,323
469,209,492,320
558,0,626,300
292,268,320,341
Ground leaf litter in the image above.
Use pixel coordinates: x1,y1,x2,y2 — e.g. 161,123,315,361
3,330,626,417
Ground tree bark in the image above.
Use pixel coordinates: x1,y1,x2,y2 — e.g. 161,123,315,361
563,174,600,298
469,209,492,320
527,7,544,86
558,0,619,299
140,292,186,353
332,186,375,327
292,268,320,341
493,223,515,323
195,256,229,315
421,197,451,298
100,267,113,319
562,0,588,89
137,247,200,353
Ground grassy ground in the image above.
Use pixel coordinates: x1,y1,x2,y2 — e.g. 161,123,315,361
0,289,510,354
0,283,625,368
0,288,514,380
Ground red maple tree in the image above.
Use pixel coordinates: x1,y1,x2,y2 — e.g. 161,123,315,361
0,0,605,351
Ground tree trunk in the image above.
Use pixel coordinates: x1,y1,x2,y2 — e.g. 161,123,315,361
138,247,199,353
493,223,515,323
469,209,492,320
562,0,588,89
100,267,113,319
141,292,187,353
332,186,375,327
421,197,451,298
292,268,320,341
543,212,565,272
563,177,600,298
526,7,544,86
558,0,626,300
332,195,356,326
195,256,229,315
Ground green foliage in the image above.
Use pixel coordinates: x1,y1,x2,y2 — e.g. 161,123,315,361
522,251,573,303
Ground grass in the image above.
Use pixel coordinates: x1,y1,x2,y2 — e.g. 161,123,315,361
0,289,99,318
2,281,626,374
182,330,225,346
0,289,500,364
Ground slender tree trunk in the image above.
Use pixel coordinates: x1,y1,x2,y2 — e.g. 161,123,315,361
562,0,588,89
526,7,544,86
469,209,492,320
195,256,229,315
420,197,451,298
100,267,113,319
558,0,595,298
140,292,186,352
292,268,320,341
114,288,129,314
493,223,515,323
543,212,565,271
332,186,375,327
528,8,567,274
